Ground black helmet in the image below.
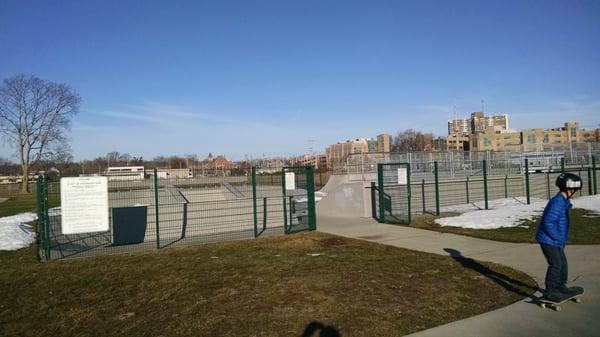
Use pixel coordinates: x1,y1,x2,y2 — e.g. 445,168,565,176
555,173,582,192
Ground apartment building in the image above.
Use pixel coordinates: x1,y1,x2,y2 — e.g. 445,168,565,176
295,154,327,169
469,130,521,151
446,112,510,150
470,122,599,151
325,133,392,169
470,112,509,134
446,133,470,150
447,112,509,135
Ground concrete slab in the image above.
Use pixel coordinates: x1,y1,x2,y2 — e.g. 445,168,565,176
317,215,600,337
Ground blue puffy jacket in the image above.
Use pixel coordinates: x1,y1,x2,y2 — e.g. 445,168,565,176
536,192,572,248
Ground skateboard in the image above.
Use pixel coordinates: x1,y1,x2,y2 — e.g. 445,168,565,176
539,287,584,311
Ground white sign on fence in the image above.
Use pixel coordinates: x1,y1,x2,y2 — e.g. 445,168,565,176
285,172,296,190
60,177,109,235
397,168,408,185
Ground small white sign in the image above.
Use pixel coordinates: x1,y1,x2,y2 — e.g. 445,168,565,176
285,172,296,190
61,177,109,234
397,168,408,185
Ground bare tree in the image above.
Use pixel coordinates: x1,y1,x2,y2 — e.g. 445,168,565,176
0,74,80,192
392,129,435,152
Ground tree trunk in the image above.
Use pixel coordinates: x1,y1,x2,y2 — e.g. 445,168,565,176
21,164,30,193
19,146,31,193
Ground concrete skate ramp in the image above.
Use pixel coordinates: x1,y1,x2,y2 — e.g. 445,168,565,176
317,174,371,218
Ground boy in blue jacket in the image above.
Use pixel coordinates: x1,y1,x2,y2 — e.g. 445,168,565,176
536,172,583,302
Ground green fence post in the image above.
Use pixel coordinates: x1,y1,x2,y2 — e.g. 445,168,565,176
153,169,160,249
466,176,470,204
407,163,412,224
263,197,267,230
252,167,258,237
578,168,583,197
281,169,288,232
306,166,317,231
41,176,50,260
588,167,593,196
377,163,385,223
561,157,565,173
483,160,488,210
421,179,426,214
504,174,508,198
36,177,44,261
36,176,50,261
525,159,530,205
434,161,440,216
593,156,598,195
371,182,378,219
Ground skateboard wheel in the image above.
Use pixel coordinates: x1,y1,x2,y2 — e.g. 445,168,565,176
555,306,561,312
575,298,581,303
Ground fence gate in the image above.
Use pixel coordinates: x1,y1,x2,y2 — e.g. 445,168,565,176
376,163,411,224
281,166,317,234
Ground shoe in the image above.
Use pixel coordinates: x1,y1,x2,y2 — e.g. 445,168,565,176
543,290,563,303
559,286,583,296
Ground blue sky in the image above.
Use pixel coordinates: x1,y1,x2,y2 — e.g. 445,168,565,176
1,0,599,161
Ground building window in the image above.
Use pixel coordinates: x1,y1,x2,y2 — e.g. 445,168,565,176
527,135,536,144
571,128,577,137
543,134,549,143
484,138,492,147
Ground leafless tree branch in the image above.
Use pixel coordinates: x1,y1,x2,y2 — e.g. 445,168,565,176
0,74,80,192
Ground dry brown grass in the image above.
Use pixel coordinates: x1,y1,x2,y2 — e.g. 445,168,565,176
0,232,537,337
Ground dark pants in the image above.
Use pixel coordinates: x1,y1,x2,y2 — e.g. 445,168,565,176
540,243,568,294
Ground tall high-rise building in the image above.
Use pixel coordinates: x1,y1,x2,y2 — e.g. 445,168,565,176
447,112,509,135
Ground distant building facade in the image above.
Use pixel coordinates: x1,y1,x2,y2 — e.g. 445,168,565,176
446,112,510,150
469,122,600,152
296,154,327,169
446,134,470,151
200,153,237,170
447,112,509,136
325,133,392,169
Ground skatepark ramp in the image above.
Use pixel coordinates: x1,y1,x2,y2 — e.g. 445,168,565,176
317,174,374,218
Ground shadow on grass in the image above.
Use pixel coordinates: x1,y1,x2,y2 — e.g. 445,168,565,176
444,248,539,298
302,321,341,337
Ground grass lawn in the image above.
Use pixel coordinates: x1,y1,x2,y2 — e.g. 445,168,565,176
0,193,37,218
411,208,600,244
0,232,537,337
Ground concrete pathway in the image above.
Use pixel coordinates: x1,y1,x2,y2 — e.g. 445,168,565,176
317,215,600,337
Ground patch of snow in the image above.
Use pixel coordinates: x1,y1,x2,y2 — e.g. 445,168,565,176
435,195,600,229
0,212,37,251
48,207,61,216
315,191,328,198
294,191,328,203
439,197,546,213
572,195,600,214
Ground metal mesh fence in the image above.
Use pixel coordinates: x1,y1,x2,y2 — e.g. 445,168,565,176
282,166,317,234
36,167,316,261
375,163,411,224
336,143,600,176
374,158,599,224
